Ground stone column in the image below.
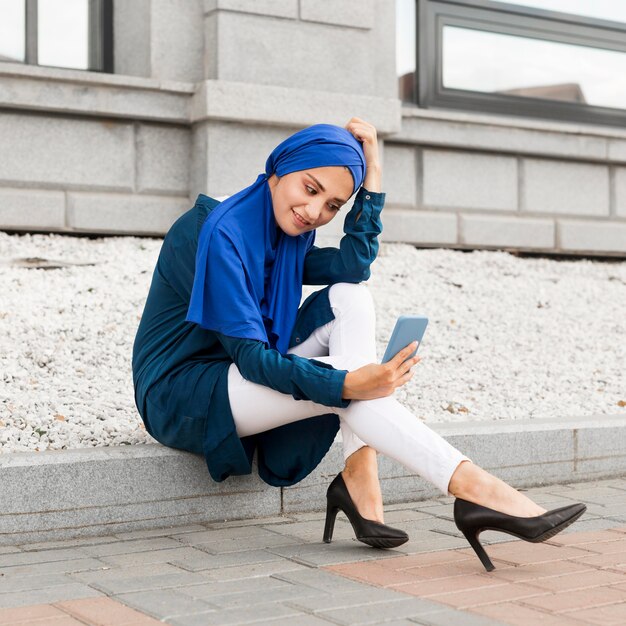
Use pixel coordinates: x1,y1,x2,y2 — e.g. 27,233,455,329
193,0,399,233
114,0,204,82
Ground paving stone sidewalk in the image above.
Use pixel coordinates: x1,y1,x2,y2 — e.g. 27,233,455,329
1,477,626,625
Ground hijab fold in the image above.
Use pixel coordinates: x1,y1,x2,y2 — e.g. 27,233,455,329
186,124,366,354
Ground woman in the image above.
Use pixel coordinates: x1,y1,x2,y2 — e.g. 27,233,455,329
132,118,585,571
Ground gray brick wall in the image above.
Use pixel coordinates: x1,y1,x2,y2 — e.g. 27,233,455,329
459,214,555,250
422,150,518,212
0,113,134,191
0,0,625,256
522,159,610,216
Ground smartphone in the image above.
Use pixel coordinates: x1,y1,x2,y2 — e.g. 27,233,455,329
381,315,429,364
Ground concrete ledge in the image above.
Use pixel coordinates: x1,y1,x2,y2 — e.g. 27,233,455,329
1,415,624,545
396,107,626,164
0,64,401,133
0,62,192,123
190,80,401,134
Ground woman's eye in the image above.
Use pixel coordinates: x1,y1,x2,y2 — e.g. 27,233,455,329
305,185,339,211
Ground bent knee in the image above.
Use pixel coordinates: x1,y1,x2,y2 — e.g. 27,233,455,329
329,282,374,313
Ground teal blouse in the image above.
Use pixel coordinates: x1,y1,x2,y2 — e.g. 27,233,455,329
132,187,384,486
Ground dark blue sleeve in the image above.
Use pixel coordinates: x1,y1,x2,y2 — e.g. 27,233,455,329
216,333,351,409
303,187,385,285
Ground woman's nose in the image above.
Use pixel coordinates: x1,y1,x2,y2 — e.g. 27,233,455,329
303,201,323,222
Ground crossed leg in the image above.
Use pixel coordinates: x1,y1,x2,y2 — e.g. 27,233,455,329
227,283,470,522
228,282,546,520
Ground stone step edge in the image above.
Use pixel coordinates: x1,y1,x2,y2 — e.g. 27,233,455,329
1,414,624,545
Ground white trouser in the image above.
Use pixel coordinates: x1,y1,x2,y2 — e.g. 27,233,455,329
227,282,471,496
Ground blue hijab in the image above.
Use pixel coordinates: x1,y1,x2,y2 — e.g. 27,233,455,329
186,124,366,354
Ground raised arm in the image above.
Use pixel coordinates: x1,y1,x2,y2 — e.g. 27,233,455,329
303,117,384,286
303,187,384,285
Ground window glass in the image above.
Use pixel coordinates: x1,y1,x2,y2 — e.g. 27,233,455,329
492,0,626,24
396,0,417,102
0,0,25,62
443,26,626,110
38,0,89,69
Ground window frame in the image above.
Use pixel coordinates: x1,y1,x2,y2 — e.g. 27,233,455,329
22,0,113,72
416,0,626,127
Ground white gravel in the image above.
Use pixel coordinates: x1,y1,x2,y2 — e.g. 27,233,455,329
1,230,625,453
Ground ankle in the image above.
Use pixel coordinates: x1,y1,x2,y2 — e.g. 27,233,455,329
451,466,547,517
343,463,377,477
341,451,384,506
448,461,491,502
343,446,378,476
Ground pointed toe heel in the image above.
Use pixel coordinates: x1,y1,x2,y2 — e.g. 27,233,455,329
454,498,587,572
322,472,409,549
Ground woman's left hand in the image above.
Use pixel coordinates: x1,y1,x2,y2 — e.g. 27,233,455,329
344,117,381,192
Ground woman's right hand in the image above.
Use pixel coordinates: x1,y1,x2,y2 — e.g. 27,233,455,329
341,342,421,401
344,117,381,193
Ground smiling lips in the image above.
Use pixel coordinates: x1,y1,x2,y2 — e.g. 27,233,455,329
292,209,310,227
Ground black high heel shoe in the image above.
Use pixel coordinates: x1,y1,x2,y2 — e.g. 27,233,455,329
454,498,587,572
323,472,409,549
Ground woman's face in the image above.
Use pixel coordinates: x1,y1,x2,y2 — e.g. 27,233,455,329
268,166,354,236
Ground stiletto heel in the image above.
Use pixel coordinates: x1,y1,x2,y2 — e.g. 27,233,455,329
461,529,495,572
454,497,586,572
323,503,340,543
322,472,409,549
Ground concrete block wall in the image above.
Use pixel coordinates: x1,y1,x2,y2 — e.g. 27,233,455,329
202,0,395,98
0,106,191,235
114,0,204,82
0,0,399,237
383,109,626,256
1,0,625,257
2,415,625,544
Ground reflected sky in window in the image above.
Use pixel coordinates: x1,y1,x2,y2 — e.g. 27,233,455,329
493,0,626,24
0,0,25,62
396,0,416,76
443,26,626,110
38,0,89,69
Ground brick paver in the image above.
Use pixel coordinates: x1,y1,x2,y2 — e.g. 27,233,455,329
470,601,590,625
0,598,162,625
1,477,626,625
324,479,626,625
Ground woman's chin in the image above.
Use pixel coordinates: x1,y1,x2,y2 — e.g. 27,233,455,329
281,218,306,236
